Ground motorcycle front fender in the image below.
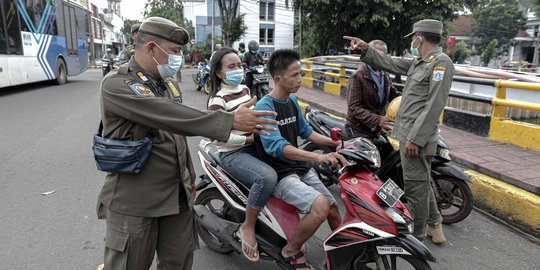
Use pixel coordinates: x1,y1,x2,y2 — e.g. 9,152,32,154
377,234,437,262
432,162,470,182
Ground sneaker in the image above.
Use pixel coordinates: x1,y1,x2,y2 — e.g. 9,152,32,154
426,223,447,244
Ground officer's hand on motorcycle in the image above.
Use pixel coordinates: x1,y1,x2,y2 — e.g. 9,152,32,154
343,36,368,51
404,141,420,158
378,116,393,131
233,96,278,136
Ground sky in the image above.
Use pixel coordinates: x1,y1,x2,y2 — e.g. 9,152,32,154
120,0,146,21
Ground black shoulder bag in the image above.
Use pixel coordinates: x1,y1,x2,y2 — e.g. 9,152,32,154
92,121,157,174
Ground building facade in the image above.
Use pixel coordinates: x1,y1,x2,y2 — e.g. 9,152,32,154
184,0,294,54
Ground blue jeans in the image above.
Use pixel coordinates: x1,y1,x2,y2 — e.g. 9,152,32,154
220,145,278,211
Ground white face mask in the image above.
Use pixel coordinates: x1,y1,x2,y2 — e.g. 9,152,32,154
152,43,183,79
410,36,421,57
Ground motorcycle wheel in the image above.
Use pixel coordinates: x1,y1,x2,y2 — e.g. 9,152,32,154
434,176,474,224
351,247,431,270
303,142,337,187
204,80,211,95
195,188,242,254
257,84,270,100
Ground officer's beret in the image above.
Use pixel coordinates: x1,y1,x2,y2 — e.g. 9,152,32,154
138,17,190,45
404,19,443,38
131,23,140,34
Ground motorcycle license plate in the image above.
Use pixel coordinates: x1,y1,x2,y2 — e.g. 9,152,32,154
376,179,404,207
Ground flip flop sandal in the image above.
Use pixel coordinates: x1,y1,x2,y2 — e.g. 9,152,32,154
282,251,313,270
234,230,260,262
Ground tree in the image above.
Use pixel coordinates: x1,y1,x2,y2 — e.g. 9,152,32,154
143,0,195,43
472,0,526,53
294,0,480,57
481,39,499,66
452,41,472,64
216,0,247,46
121,19,141,45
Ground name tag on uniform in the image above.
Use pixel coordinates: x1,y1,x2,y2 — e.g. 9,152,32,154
433,66,446,81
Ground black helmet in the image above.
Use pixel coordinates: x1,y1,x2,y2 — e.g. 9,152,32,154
340,138,381,169
239,42,245,49
248,40,259,53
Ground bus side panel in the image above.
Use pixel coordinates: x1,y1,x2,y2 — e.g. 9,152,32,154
77,38,89,74
46,35,67,77
21,31,54,82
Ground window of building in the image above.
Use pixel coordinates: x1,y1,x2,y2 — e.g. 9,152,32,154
259,28,274,46
259,1,275,21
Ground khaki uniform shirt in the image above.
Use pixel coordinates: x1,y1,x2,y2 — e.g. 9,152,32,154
118,45,135,65
363,46,454,155
98,58,233,217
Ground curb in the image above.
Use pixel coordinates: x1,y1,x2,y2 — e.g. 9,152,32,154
296,98,540,237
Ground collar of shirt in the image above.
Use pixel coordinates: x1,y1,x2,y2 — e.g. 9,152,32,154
367,65,385,105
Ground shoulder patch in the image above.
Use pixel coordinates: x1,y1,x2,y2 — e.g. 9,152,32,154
125,80,154,96
432,68,445,81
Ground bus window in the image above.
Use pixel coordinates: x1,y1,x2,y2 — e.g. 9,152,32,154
21,0,45,33
3,0,23,55
0,3,7,54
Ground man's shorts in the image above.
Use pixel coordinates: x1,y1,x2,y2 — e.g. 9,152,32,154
273,170,337,213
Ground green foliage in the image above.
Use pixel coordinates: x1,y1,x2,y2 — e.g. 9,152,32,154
533,0,540,17
452,41,472,64
121,19,141,36
295,0,479,57
472,0,526,53
481,39,499,66
143,0,194,42
217,0,246,46
221,14,247,47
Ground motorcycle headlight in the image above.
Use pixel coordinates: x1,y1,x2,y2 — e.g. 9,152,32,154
384,207,413,234
439,148,451,161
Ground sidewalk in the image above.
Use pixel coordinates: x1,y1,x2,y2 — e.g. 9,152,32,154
294,85,540,236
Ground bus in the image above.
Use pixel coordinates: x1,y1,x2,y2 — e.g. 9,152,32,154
0,0,90,88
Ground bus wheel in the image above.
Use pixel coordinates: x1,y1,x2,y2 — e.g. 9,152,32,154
54,59,67,85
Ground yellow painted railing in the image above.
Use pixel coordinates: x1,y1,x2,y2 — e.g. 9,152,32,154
301,60,349,86
490,80,540,151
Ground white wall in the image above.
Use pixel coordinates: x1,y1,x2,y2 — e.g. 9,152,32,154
235,0,294,51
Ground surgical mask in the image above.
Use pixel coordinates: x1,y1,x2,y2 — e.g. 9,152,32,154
410,37,421,57
224,69,245,85
152,43,183,79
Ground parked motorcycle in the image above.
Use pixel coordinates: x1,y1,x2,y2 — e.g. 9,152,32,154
302,108,473,224
247,65,270,100
194,134,435,270
192,62,211,94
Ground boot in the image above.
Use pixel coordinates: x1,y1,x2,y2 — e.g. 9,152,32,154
426,223,447,244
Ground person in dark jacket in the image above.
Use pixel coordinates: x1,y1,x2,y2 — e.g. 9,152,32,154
345,39,401,159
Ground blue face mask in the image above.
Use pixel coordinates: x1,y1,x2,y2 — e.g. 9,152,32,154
152,43,183,79
224,69,245,85
410,37,421,57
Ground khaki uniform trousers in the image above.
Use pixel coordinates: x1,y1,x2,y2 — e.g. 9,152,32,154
399,143,442,240
102,206,197,270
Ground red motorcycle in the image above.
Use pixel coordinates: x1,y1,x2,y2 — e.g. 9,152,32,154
194,128,435,269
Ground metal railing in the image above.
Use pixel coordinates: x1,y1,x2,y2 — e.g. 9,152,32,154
493,80,540,118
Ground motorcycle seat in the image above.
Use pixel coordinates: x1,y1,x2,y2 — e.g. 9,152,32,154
206,144,223,166
312,111,346,131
